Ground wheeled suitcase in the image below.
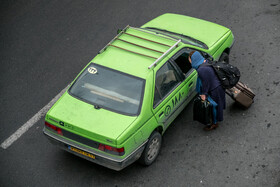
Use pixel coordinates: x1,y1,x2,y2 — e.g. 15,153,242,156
193,96,213,125
226,82,255,108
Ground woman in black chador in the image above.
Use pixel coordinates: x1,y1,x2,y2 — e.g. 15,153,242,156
189,51,226,131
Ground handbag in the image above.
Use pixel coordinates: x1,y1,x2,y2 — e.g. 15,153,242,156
193,96,213,125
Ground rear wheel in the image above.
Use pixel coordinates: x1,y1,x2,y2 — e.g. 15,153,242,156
139,131,162,166
219,52,229,63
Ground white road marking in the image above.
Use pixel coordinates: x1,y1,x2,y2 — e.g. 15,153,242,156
1,85,69,149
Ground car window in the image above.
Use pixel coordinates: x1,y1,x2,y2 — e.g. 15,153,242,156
170,48,193,75
69,63,145,116
173,52,192,74
154,62,181,107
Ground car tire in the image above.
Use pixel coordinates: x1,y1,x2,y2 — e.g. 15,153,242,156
219,52,229,63
139,131,162,166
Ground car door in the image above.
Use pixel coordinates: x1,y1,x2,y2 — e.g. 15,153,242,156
169,48,198,117
152,56,197,131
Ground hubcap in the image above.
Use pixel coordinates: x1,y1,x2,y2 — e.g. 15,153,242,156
147,137,160,161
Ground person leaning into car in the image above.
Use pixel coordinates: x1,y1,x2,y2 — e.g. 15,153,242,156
188,51,226,131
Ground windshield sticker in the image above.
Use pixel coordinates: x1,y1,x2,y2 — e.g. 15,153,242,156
88,67,97,74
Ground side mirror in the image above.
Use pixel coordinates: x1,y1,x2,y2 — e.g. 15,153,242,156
117,29,122,34
202,52,213,61
208,56,214,61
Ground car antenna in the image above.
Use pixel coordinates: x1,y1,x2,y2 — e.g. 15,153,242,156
94,105,101,109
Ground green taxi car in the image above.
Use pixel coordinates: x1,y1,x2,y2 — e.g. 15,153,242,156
43,13,234,170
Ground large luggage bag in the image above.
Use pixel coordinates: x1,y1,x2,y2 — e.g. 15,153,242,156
226,82,255,108
193,96,213,125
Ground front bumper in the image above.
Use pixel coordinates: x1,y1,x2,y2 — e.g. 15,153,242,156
230,33,235,50
43,127,146,171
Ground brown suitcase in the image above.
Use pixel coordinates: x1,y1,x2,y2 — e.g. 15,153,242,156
226,82,255,108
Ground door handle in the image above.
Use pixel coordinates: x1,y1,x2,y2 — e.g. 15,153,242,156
159,112,164,118
188,82,193,87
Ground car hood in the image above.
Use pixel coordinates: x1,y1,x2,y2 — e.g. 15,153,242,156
46,91,137,144
141,13,230,48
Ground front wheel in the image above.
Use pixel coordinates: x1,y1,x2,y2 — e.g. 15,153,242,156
219,52,229,63
138,131,162,166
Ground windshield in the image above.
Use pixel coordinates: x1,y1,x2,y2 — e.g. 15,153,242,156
69,63,145,116
144,27,208,49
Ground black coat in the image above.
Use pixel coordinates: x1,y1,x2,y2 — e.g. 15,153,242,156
197,64,226,122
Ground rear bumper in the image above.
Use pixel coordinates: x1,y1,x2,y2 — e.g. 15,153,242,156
43,127,146,171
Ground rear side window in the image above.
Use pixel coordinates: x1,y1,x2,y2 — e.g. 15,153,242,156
154,62,180,106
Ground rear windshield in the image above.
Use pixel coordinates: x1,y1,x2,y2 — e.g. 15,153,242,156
69,63,145,116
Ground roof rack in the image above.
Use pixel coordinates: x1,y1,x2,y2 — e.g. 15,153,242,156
98,25,181,69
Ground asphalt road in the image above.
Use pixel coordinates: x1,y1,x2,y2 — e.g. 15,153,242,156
1,0,280,186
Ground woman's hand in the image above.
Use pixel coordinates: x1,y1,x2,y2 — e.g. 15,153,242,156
200,94,206,101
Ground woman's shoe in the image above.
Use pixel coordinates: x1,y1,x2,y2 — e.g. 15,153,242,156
203,123,219,131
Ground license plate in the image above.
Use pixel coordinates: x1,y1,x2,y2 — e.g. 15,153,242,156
68,146,95,159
